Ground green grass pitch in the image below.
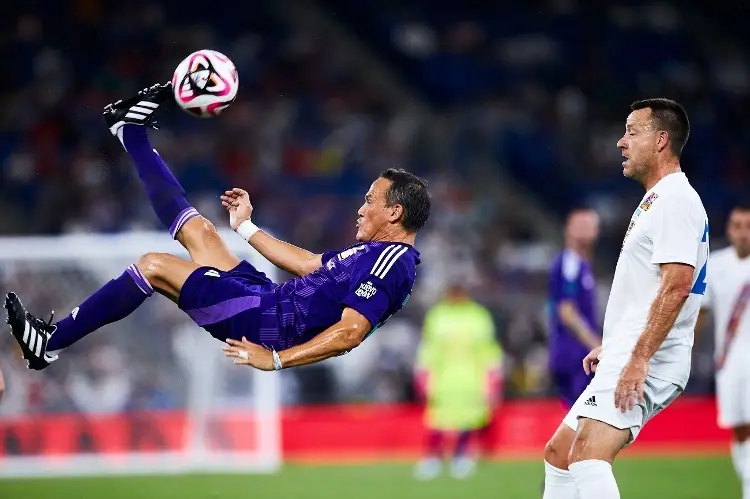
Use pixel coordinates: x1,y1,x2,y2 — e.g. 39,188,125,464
0,456,736,499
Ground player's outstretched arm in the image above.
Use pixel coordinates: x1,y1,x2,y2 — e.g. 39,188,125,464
277,308,370,367
244,230,323,277
221,188,322,277
0,366,5,403
223,308,370,370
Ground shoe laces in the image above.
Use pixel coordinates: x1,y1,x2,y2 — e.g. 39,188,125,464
28,311,55,334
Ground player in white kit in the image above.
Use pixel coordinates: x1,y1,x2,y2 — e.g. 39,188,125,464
542,98,709,499
699,204,750,497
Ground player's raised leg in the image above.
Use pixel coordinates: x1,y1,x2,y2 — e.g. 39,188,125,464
103,84,241,271
5,253,199,369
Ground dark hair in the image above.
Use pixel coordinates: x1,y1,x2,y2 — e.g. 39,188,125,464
732,202,750,213
630,98,690,157
379,168,431,233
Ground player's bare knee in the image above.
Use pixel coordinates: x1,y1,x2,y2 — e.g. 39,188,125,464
176,215,241,271
135,252,189,301
196,217,219,238
177,216,217,247
177,216,221,253
544,424,575,469
544,439,568,469
136,252,171,283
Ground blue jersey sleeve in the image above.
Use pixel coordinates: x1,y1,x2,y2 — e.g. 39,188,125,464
342,246,409,330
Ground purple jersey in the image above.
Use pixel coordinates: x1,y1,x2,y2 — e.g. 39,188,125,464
255,242,419,350
547,250,599,373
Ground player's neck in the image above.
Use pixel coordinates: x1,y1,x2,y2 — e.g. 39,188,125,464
642,160,681,191
371,229,416,246
735,248,750,260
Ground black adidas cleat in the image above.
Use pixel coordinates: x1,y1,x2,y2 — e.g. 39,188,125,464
5,292,58,370
103,82,173,136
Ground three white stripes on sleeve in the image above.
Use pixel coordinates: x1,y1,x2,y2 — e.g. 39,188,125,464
369,245,408,279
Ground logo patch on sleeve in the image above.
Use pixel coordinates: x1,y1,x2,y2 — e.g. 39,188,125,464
355,281,378,299
639,192,659,211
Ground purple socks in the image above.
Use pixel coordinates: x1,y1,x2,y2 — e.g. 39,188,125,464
120,124,200,238
47,265,153,351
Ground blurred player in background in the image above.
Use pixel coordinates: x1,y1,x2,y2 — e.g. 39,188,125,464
548,208,601,408
543,98,708,499
413,280,502,480
698,203,750,498
5,83,431,374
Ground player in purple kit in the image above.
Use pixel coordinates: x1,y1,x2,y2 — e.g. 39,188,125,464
5,83,431,372
547,207,601,407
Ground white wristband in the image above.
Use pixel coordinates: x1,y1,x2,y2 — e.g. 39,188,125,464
272,349,283,371
236,219,260,241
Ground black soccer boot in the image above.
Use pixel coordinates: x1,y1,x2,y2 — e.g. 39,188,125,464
5,292,58,370
103,82,173,137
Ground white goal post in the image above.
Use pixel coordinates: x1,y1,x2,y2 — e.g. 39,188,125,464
0,230,282,477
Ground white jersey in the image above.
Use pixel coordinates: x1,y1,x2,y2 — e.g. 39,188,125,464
598,172,709,389
702,247,750,371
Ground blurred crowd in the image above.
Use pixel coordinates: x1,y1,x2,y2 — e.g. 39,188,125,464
0,1,748,414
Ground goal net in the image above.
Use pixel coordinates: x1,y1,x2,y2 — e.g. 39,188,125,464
0,230,282,477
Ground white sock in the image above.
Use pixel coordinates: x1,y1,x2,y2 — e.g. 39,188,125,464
569,459,619,499
543,460,579,499
740,442,750,499
732,441,746,479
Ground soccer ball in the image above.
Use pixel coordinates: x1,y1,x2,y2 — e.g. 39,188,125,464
172,50,239,118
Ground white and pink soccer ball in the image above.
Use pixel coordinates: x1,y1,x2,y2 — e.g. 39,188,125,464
172,50,239,118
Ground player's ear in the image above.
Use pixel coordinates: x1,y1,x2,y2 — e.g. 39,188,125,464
656,130,669,153
388,203,404,222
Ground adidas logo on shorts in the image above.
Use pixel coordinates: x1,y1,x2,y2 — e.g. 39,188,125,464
584,395,597,407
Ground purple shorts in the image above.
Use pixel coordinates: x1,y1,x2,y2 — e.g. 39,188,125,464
177,260,278,342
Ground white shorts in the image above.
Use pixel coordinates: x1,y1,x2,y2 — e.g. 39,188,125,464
716,367,750,429
563,370,682,444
